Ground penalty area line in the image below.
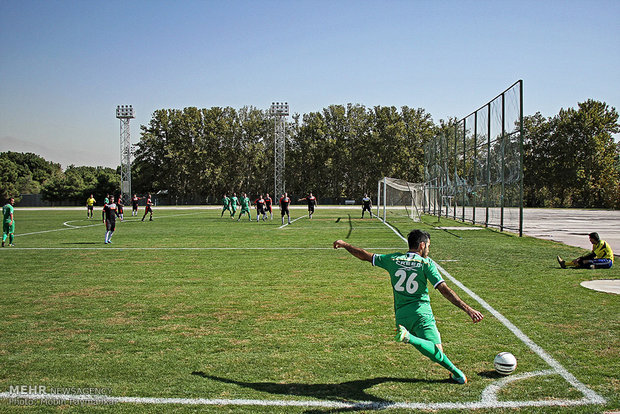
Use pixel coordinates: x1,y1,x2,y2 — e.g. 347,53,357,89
378,217,606,405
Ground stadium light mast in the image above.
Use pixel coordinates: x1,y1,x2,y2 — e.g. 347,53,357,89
116,105,135,204
270,102,289,199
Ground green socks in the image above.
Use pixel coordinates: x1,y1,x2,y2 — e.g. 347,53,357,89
405,333,462,377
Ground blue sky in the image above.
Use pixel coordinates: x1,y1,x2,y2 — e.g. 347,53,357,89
1,0,618,168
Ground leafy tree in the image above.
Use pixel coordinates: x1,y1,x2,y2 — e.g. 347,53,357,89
0,158,20,201
523,100,619,208
0,152,61,196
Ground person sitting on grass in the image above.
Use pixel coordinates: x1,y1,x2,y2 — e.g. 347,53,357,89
557,232,614,269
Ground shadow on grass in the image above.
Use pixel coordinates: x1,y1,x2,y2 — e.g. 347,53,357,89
346,214,353,239
477,370,506,379
60,241,98,245
192,371,449,412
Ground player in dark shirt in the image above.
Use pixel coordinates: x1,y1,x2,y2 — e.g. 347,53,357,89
299,192,317,219
362,194,373,218
102,196,119,244
141,194,153,221
264,193,273,220
255,195,267,222
131,194,142,216
116,194,125,221
279,193,291,225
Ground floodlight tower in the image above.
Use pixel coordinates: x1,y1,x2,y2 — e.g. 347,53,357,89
270,102,289,199
116,105,135,204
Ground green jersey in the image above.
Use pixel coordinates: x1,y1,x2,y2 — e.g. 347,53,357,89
240,197,250,209
3,204,14,222
230,197,238,208
373,251,444,318
222,196,230,207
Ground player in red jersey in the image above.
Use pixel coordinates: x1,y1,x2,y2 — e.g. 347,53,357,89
264,193,273,220
299,192,317,219
279,193,291,225
255,195,267,222
141,194,154,221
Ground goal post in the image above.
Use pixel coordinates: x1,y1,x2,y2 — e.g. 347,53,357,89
377,177,424,222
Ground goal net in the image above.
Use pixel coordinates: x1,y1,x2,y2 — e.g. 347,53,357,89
377,177,424,222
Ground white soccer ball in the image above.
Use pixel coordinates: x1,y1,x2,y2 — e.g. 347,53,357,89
494,352,517,375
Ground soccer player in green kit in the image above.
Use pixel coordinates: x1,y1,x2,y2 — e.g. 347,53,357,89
220,194,231,217
236,193,252,221
229,193,239,219
333,229,483,384
2,197,15,247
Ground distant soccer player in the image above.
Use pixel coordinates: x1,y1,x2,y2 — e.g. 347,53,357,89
86,194,96,219
362,193,373,218
131,194,142,216
230,193,239,219
298,192,317,219
102,195,119,244
255,194,267,222
264,193,273,220
116,194,125,221
2,197,15,247
333,230,483,384
221,193,231,217
237,193,251,221
279,192,291,225
141,194,153,221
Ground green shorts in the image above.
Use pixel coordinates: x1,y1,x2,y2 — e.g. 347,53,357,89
3,221,15,234
396,308,441,345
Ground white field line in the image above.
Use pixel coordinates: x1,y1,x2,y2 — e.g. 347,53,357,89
0,391,602,410
62,220,81,228
16,212,208,237
278,215,305,229
17,223,102,236
379,218,606,405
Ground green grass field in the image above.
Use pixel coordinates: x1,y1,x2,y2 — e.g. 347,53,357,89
0,207,618,413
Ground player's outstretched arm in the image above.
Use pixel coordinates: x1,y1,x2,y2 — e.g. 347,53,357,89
436,282,484,323
333,240,373,262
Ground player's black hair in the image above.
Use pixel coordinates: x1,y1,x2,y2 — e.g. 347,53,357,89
589,232,600,242
407,229,430,250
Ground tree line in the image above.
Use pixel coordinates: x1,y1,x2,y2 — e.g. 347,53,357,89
132,104,435,204
0,152,119,205
2,99,618,208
